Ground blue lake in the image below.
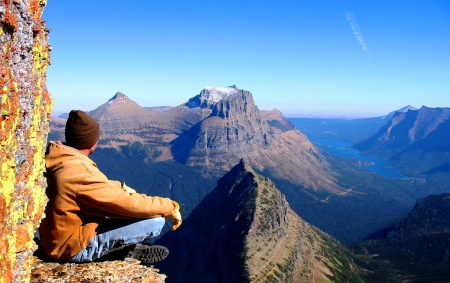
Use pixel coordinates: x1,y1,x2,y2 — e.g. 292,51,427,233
309,137,407,179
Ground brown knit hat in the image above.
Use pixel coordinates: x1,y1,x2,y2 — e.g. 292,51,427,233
65,110,100,149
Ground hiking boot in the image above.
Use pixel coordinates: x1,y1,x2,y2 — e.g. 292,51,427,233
127,244,169,265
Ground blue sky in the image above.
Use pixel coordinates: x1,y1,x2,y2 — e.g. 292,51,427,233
43,1,449,118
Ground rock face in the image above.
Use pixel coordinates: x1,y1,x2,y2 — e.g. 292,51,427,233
172,86,342,192
156,160,368,283
0,0,52,282
171,86,269,166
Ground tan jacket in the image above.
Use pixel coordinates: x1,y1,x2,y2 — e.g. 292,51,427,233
39,141,175,260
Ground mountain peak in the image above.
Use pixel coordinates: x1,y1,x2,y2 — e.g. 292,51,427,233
91,91,139,113
89,92,152,123
384,105,418,120
185,85,238,109
237,157,247,169
202,85,237,103
397,105,417,113
109,92,128,101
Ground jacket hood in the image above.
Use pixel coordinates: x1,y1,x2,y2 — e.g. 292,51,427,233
45,141,96,173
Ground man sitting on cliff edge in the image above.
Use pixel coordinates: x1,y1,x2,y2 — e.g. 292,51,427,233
38,110,181,264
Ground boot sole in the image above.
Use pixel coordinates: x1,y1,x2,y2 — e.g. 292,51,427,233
128,244,169,264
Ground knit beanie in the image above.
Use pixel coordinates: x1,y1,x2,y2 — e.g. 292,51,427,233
65,110,100,149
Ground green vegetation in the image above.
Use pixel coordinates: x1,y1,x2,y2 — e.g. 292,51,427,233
260,150,449,245
273,250,297,282
351,192,450,282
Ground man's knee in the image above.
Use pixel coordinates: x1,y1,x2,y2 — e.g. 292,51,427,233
143,217,166,233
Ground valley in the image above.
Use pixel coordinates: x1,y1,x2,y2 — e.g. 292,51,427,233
48,87,450,282
303,136,407,179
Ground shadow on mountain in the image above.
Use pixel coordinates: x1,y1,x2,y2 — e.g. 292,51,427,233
351,192,450,283
170,122,202,164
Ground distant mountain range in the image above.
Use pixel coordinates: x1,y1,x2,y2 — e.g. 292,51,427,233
289,105,417,143
52,86,342,193
290,104,450,178
353,106,450,176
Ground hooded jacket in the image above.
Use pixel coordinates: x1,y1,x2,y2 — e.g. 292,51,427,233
39,141,175,260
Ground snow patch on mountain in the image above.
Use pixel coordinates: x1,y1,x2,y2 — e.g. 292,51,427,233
185,86,237,108
202,86,236,103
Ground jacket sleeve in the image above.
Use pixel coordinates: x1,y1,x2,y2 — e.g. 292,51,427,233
76,167,174,219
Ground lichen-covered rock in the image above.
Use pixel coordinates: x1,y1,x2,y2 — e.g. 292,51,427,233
0,0,52,282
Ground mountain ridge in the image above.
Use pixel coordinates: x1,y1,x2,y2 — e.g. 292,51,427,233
156,160,376,283
353,106,450,176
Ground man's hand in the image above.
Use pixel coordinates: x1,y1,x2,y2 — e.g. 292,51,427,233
166,201,182,231
122,182,137,193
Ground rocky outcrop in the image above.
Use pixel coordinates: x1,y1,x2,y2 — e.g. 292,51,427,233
156,160,370,282
30,258,166,283
0,0,52,281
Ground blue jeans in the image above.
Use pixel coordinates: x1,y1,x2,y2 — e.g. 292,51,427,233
68,217,165,263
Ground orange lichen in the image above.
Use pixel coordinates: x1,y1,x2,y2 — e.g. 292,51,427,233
0,0,52,282
3,7,18,30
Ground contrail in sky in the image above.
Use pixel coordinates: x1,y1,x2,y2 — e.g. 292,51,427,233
346,12,368,53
